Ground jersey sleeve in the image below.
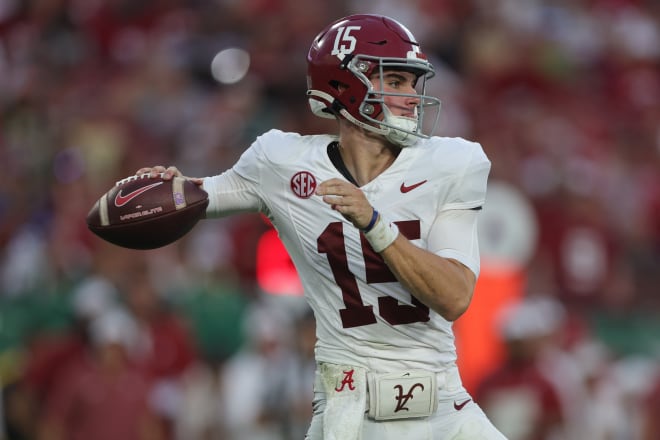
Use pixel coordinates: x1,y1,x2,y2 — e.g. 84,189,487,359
428,209,481,276
443,141,491,211
428,141,491,276
202,134,269,218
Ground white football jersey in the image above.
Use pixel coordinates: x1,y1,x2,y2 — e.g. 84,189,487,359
203,129,490,374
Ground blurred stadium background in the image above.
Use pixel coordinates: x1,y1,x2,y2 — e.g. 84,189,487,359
0,0,659,439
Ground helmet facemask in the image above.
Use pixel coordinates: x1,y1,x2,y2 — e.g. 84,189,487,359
348,54,441,147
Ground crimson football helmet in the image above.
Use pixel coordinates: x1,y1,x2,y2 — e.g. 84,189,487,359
307,14,441,146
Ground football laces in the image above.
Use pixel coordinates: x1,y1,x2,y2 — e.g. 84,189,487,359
115,172,165,187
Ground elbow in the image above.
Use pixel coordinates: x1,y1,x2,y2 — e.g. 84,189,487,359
440,299,470,322
439,261,477,321
436,288,473,322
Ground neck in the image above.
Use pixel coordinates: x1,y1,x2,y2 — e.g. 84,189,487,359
338,127,400,186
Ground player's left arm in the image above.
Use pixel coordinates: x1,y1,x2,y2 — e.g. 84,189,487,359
316,144,489,322
388,145,489,321
379,210,479,322
316,179,480,321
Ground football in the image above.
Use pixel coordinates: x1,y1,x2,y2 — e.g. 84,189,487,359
86,174,209,250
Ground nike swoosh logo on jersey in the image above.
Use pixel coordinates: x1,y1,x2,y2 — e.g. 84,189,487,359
400,180,427,193
453,399,471,411
114,181,164,207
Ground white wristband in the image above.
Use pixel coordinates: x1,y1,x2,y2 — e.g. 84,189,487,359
364,215,399,253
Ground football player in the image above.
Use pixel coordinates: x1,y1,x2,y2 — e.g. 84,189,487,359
138,14,506,440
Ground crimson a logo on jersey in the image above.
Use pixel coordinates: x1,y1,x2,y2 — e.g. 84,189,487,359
290,171,317,199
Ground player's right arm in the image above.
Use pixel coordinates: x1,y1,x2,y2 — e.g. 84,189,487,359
138,130,296,218
135,165,263,217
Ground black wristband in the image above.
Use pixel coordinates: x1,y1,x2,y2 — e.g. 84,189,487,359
362,209,379,232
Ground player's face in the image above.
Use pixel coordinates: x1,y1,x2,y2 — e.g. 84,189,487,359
370,70,421,119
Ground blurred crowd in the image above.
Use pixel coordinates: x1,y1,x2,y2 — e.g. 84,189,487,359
1,0,659,439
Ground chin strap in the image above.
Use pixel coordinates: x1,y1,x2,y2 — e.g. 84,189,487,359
308,90,422,147
381,106,419,147
340,107,420,147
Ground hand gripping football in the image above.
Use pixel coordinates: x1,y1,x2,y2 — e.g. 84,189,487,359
86,174,209,250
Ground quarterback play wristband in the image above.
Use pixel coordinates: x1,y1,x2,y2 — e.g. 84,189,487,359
364,214,399,252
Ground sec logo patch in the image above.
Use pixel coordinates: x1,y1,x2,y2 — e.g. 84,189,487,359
290,171,317,199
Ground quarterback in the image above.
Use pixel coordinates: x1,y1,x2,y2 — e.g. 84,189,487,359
139,14,506,440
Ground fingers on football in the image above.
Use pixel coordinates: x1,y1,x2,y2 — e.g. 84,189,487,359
162,166,181,180
135,165,182,180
